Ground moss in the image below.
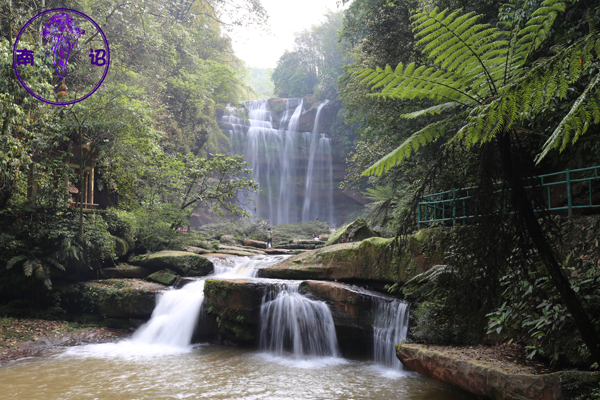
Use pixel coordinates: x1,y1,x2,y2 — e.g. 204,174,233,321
114,237,129,258
102,279,131,289
325,218,379,246
132,250,213,276
206,302,255,342
146,269,178,286
204,279,238,298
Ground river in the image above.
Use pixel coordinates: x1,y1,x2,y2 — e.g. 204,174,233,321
0,255,475,400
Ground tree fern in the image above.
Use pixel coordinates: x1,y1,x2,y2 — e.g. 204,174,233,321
355,0,593,176
537,73,600,161
363,113,467,176
405,264,455,285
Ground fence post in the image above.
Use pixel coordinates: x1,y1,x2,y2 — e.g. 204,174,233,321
452,189,456,225
566,169,572,216
418,203,422,229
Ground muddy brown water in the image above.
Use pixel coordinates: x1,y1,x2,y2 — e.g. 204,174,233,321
0,341,476,400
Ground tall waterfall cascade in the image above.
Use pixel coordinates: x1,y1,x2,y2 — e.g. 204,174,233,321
259,283,340,358
373,299,410,369
222,99,335,225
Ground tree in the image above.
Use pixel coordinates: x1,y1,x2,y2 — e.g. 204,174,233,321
355,1,600,364
272,11,347,98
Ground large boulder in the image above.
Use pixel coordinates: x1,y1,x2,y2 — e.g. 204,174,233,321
203,278,269,344
202,277,402,356
243,239,267,249
99,264,151,279
396,344,600,400
325,218,379,246
258,237,400,285
220,235,235,244
299,280,399,356
114,237,130,259
146,269,178,286
55,279,164,327
130,251,213,277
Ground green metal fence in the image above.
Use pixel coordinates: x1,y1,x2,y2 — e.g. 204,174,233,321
418,165,600,228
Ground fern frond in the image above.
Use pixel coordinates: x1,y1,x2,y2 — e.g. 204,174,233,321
45,257,65,271
363,185,398,225
412,8,505,94
357,64,480,105
514,0,568,69
23,260,36,277
405,264,455,285
362,114,466,176
6,255,27,269
536,73,600,163
400,102,460,119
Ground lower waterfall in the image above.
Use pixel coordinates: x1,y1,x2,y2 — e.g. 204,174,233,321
259,283,339,358
132,280,206,347
129,255,287,349
373,299,410,369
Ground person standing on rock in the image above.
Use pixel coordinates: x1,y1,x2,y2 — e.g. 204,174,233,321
267,228,273,249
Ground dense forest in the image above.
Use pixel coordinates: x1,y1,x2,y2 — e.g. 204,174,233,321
2,0,600,388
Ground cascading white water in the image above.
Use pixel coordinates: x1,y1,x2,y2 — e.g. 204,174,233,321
129,255,288,349
373,299,410,369
221,99,335,225
301,100,334,223
259,282,339,358
132,280,206,347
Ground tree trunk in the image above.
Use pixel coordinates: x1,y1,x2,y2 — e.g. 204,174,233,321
497,132,600,365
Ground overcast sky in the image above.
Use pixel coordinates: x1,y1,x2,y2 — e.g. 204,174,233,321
228,0,348,69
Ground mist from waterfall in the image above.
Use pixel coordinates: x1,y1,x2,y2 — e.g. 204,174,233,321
221,99,335,225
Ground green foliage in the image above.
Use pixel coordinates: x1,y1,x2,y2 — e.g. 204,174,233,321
197,217,269,242
273,11,347,98
270,221,332,244
244,67,275,99
103,209,139,240
131,208,185,252
353,1,596,176
486,253,600,366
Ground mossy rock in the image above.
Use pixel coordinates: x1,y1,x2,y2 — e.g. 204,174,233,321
259,237,399,283
325,218,379,246
114,237,130,258
131,251,213,277
100,264,151,279
147,269,178,286
189,239,218,251
54,279,164,319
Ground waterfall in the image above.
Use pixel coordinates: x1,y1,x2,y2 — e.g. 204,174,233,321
129,256,283,349
132,280,206,347
373,299,410,368
301,101,334,223
221,99,335,225
259,283,339,358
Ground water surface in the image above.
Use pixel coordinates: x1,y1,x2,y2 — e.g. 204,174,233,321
0,344,474,400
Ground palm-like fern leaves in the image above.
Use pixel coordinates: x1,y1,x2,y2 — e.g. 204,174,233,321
7,253,65,289
363,112,467,175
356,0,574,176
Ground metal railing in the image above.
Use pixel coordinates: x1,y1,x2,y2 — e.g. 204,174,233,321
418,165,600,228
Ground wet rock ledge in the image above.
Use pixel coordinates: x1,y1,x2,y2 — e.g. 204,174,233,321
396,344,600,400
202,277,400,356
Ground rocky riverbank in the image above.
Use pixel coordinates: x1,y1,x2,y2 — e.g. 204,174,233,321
0,318,126,365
